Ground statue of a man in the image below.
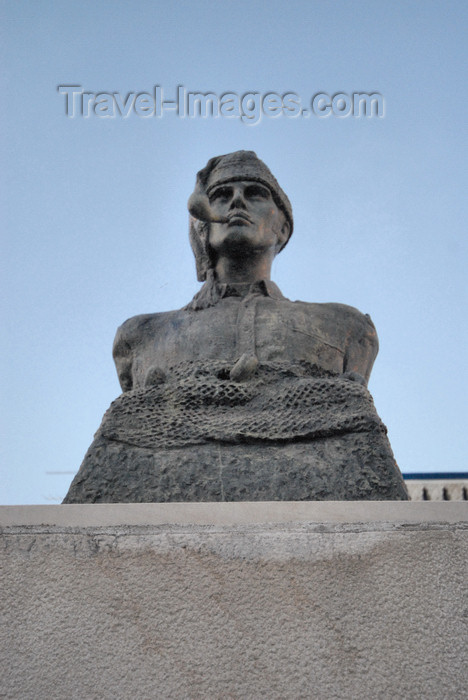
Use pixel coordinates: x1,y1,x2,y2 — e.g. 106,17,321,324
64,151,408,503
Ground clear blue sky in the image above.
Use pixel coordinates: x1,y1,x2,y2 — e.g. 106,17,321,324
1,0,467,504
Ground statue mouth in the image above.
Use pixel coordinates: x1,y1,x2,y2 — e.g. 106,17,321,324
227,212,252,226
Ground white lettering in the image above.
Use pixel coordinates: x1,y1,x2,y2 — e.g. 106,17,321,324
241,92,261,125
58,85,83,117
262,93,283,117
114,92,136,117
352,92,384,118
283,92,301,117
94,93,115,117
312,93,331,117
219,93,240,117
187,92,219,118
332,93,351,117
134,93,154,117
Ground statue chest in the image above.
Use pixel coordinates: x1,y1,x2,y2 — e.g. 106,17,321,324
130,297,346,389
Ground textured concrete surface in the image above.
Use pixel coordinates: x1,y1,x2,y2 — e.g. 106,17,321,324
1,504,467,700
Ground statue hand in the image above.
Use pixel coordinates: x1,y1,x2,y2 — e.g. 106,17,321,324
230,354,259,382
342,371,366,386
145,366,167,387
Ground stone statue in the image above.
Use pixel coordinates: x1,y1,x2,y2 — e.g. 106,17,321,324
64,151,408,503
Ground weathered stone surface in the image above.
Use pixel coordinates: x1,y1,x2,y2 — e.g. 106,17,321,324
2,503,466,699
64,151,408,503
64,365,407,503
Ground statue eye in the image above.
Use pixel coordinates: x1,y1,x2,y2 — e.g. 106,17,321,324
244,184,270,199
209,186,232,203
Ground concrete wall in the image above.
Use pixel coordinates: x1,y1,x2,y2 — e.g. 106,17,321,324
1,502,467,700
405,478,468,501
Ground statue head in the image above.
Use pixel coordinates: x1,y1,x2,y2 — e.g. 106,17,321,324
188,151,293,281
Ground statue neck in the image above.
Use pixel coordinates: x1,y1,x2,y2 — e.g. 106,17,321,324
213,250,274,285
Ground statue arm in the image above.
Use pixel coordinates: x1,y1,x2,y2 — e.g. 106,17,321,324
112,323,134,392
342,312,379,386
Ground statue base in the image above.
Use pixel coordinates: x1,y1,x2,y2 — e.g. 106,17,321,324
64,435,408,503
64,366,408,503
1,503,466,699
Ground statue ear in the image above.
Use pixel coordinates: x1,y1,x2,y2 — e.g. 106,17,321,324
189,217,211,281
276,218,291,252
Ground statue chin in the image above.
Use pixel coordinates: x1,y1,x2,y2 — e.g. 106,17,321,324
209,224,258,252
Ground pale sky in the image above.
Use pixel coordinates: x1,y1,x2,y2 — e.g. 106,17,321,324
1,0,467,504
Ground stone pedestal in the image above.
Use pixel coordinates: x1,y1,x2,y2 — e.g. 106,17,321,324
1,502,467,699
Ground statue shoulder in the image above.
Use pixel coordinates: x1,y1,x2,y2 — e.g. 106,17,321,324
326,303,379,384
321,302,378,342
294,300,377,339
113,311,173,352
112,311,174,392
293,301,379,385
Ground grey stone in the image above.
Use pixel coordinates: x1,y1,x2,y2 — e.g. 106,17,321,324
64,151,408,503
2,504,467,699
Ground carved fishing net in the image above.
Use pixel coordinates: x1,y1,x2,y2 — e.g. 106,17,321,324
97,361,387,450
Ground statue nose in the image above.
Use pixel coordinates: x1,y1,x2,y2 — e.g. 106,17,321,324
230,191,247,209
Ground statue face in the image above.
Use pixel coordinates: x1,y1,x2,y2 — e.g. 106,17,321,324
207,180,289,257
